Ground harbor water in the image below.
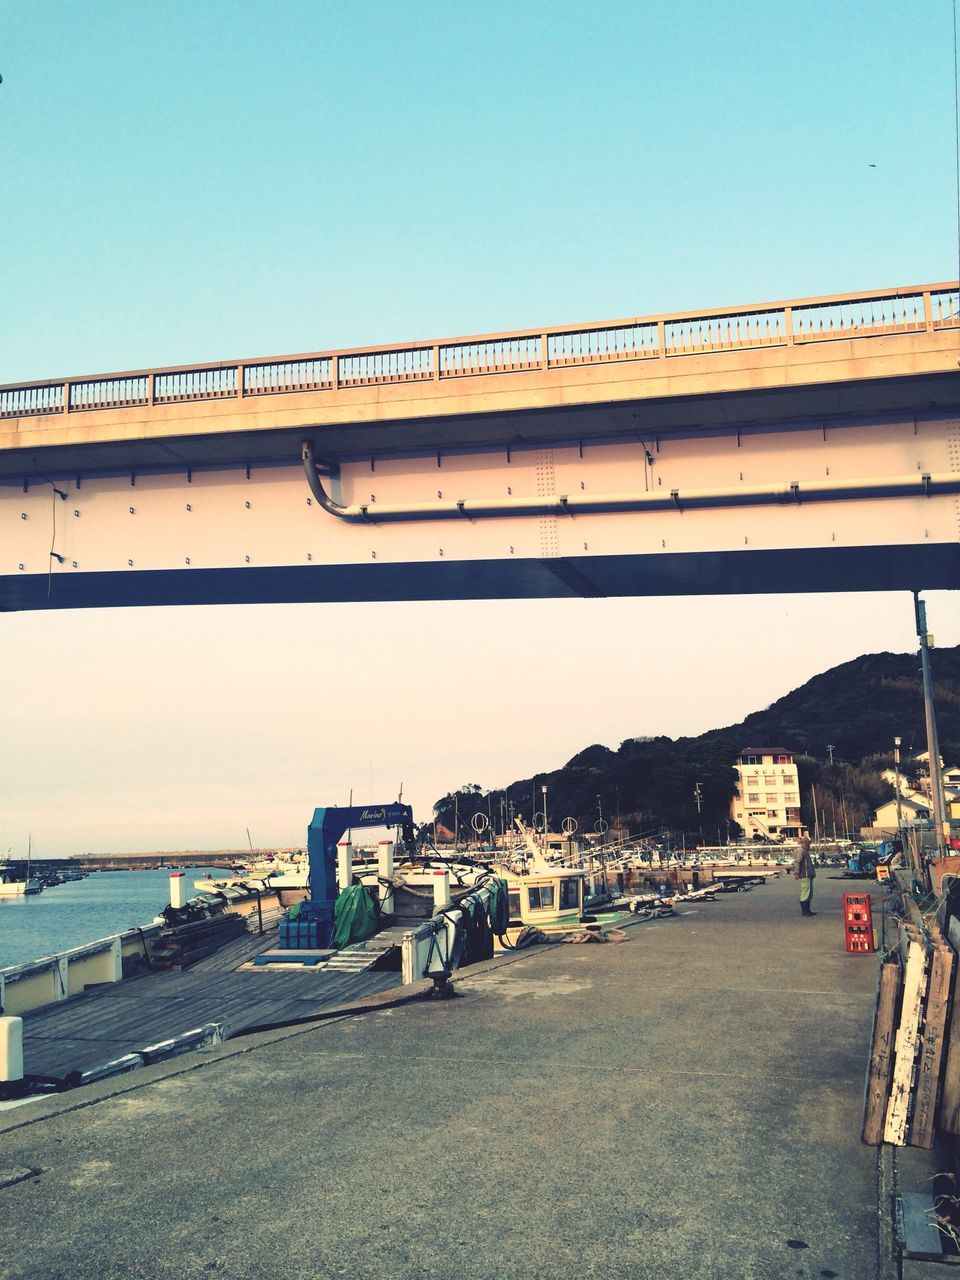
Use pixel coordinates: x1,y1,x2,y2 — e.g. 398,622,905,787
0,867,223,970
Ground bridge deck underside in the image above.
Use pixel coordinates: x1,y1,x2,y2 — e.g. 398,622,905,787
3,405,960,610
2,543,959,612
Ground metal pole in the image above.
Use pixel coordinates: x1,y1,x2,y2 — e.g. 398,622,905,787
915,592,948,862
893,734,919,884
811,783,820,847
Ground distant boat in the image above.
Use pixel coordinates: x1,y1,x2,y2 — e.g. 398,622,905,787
0,834,44,897
0,865,43,897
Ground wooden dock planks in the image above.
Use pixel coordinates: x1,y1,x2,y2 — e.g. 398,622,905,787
20,967,403,1082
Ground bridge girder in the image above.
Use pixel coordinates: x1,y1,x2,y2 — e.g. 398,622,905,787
2,411,958,611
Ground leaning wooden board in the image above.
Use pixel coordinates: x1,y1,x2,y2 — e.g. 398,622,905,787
911,942,954,1148
861,956,902,1145
884,938,929,1146
937,915,960,1133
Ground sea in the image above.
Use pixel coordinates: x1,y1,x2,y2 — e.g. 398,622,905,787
0,867,224,970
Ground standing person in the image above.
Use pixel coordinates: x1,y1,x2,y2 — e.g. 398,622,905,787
794,834,816,916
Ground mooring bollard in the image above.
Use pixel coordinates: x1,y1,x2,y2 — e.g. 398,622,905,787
169,870,187,910
433,869,452,911
378,840,395,915
0,1016,24,1084
337,841,354,892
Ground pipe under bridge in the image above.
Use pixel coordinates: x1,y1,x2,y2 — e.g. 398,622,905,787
1,281,959,611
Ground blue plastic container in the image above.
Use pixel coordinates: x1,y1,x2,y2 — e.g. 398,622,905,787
279,919,322,949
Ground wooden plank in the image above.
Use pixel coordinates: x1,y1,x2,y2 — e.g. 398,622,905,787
884,939,929,1145
862,958,902,1144
19,965,403,1080
911,942,954,1148
938,936,960,1134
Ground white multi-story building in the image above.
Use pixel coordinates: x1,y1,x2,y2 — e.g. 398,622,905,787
731,746,806,841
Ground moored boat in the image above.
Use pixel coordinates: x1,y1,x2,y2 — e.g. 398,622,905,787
0,866,43,897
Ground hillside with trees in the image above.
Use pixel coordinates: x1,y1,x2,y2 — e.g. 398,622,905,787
430,645,960,845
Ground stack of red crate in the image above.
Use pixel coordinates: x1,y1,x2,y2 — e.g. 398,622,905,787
842,892,875,953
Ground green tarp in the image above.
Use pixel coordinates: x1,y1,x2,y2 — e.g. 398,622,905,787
332,883,379,949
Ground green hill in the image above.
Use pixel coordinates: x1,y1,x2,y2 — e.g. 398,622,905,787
430,645,960,843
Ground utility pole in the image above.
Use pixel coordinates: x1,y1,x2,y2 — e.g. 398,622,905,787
826,744,835,766
811,783,821,846
915,591,948,859
893,733,921,883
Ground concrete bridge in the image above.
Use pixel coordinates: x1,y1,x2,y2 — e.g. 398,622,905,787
2,281,958,611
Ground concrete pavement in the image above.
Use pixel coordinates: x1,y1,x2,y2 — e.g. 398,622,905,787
0,871,889,1279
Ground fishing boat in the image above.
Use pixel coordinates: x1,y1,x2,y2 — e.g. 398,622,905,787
0,835,43,897
0,865,43,897
196,849,310,894
364,849,589,930
498,857,587,927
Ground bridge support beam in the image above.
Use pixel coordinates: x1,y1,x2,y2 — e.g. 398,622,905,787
3,413,959,611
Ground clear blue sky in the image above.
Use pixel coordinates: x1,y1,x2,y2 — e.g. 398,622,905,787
2,2,959,855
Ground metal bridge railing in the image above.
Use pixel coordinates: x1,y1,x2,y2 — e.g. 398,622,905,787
1,282,957,421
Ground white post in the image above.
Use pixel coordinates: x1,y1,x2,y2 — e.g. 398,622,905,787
378,840,395,915
337,842,353,892
169,871,188,909
0,1016,24,1083
109,936,123,983
433,869,451,911
401,928,417,984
